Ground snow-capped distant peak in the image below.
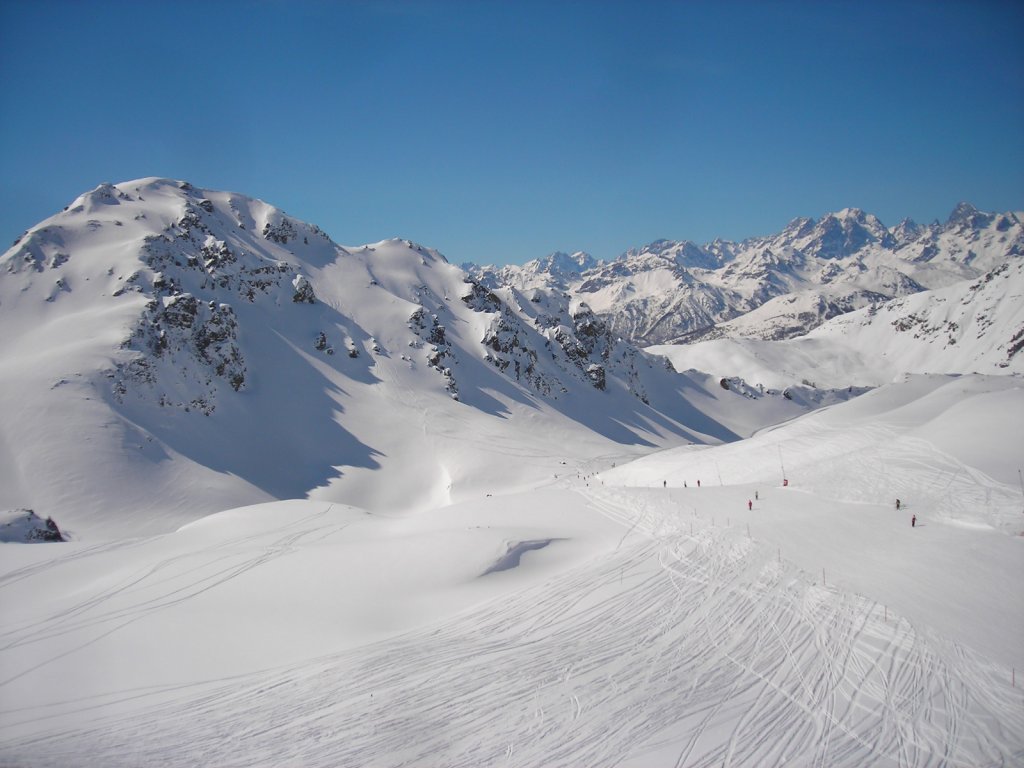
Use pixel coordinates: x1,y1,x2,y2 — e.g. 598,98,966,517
946,200,998,231
531,250,597,275
619,239,719,270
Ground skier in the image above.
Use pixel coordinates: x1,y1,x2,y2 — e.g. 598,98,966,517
911,514,916,528
755,490,759,501
684,480,687,488
663,480,666,488
697,479,701,488
896,498,901,511
747,499,752,511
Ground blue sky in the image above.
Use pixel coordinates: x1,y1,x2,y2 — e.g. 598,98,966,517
1,0,1022,265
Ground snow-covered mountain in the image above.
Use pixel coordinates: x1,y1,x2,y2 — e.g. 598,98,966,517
1,178,834,539
470,204,1023,345
464,249,599,292
653,258,1024,390
2,180,1023,767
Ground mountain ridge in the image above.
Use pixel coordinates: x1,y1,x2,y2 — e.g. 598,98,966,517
468,202,1023,345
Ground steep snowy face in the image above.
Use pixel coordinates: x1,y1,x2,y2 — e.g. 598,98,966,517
660,261,1024,391
485,203,1023,345
808,258,1024,376
791,208,896,259
947,201,995,230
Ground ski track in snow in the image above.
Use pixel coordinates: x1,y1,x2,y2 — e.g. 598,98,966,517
2,488,1022,767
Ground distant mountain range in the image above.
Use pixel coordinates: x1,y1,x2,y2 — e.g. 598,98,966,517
466,203,1023,345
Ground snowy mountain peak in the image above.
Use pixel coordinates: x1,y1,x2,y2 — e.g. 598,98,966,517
620,239,720,271
803,207,894,258
947,200,996,230
890,217,922,246
531,250,597,275
780,216,816,239
948,200,979,222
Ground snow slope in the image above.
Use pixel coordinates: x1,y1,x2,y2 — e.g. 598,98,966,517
649,259,1024,389
1,374,1022,766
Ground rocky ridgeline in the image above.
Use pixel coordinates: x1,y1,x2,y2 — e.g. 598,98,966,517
105,185,325,414
467,275,656,403
469,204,1023,345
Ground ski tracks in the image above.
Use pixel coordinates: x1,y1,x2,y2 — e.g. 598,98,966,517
1,490,1022,767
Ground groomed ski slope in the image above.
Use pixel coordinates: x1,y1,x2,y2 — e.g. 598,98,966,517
1,374,1022,766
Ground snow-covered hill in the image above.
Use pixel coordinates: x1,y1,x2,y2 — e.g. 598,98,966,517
1,374,1021,766
650,258,1024,389
0,178,833,539
470,203,1023,345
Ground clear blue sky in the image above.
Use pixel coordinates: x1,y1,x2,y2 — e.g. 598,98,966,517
1,0,1022,265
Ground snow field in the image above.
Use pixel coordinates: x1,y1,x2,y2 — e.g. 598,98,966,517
3,374,1024,768
2,481,1021,766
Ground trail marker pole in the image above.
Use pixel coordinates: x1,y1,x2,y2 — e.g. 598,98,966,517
822,568,826,586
